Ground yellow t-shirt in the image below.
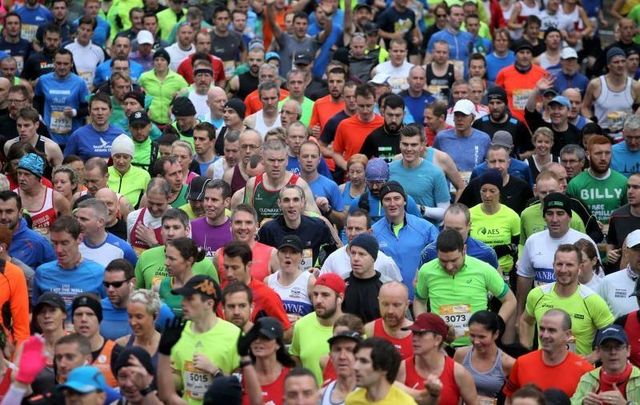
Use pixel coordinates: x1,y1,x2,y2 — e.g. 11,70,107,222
346,385,417,404
469,204,520,275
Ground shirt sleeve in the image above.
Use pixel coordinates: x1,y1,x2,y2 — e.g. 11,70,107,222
502,359,521,397
587,294,615,329
524,286,542,317
414,265,429,301
332,123,345,154
434,170,451,204
289,322,301,357
485,265,510,300
8,265,30,343
328,182,344,211
516,241,534,278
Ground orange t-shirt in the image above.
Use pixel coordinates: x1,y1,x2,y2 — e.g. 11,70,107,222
244,88,290,116
262,6,290,50
495,64,547,124
333,114,384,162
0,261,29,344
309,95,345,131
503,350,594,398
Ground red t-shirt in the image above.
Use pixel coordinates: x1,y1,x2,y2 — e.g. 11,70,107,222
244,89,290,116
333,114,384,162
495,64,547,124
248,278,292,330
176,54,226,84
309,95,345,131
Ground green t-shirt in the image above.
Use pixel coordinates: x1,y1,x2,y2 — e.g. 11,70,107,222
567,170,628,224
278,96,314,127
525,283,614,355
171,319,241,405
289,312,334,384
134,246,219,290
519,203,586,252
133,138,153,170
159,277,183,316
629,4,640,44
415,255,509,346
469,204,520,274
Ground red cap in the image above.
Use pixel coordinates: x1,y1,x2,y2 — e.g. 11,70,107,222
403,313,448,337
315,273,346,295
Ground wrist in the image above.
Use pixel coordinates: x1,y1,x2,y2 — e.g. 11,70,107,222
139,386,154,397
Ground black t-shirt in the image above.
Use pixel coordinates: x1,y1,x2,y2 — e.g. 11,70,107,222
359,125,401,162
107,218,128,241
607,204,640,249
257,215,335,263
458,175,533,215
320,110,349,145
209,30,245,61
524,109,582,156
21,51,55,81
375,6,416,49
342,271,384,323
472,113,533,157
305,78,329,101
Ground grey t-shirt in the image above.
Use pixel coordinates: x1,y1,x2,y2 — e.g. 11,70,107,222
275,33,318,76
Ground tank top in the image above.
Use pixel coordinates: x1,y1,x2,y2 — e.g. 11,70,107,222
559,6,583,31
125,334,159,370
404,355,461,404
320,380,346,405
231,164,247,195
265,270,313,317
129,208,164,255
237,71,260,100
462,347,506,398
426,63,455,98
242,367,289,405
594,76,634,130
251,173,299,222
372,318,414,360
93,340,118,387
23,186,57,237
538,52,561,71
253,110,282,138
216,241,274,285
518,0,540,24
622,311,640,367
502,2,522,39
322,359,337,386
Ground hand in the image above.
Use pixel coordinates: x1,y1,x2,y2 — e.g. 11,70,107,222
124,355,154,390
311,124,321,138
598,385,626,405
607,248,621,264
63,107,74,118
15,335,47,385
265,0,275,7
316,197,330,213
158,317,186,355
536,75,556,93
424,374,442,397
193,353,218,374
135,224,159,246
237,327,260,357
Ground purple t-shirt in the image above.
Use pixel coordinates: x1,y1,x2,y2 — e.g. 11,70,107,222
190,217,232,256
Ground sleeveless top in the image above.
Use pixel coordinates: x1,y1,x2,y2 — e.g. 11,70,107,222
320,380,346,405
125,334,159,371
518,0,540,24
622,311,640,367
251,173,300,222
22,187,57,237
538,53,561,71
322,358,337,386
426,63,455,98
502,2,522,39
404,355,461,404
237,71,260,100
253,110,282,138
242,367,289,405
216,241,274,285
373,318,414,360
594,76,634,130
93,340,118,387
129,208,163,255
462,347,506,398
265,270,313,318
231,164,247,195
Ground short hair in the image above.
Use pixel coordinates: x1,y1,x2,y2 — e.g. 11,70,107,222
465,12,480,22
426,100,448,118
355,83,376,99
542,308,572,331
225,130,240,144
223,240,253,265
493,28,510,42
354,337,401,383
436,228,465,253
77,198,108,222
222,281,254,305
279,183,305,200
89,92,112,110
85,157,108,176
171,140,194,157
287,69,305,82
389,38,407,49
582,124,603,138
468,53,486,67
258,81,280,98
146,178,172,197
213,6,230,18
231,204,258,223
624,114,640,132
0,191,21,211
587,134,612,151
110,71,131,83
559,144,586,161
263,138,287,154
50,216,81,239
44,23,62,36
78,15,97,29
300,140,321,155
16,106,39,123
194,122,216,140
128,6,144,18
487,143,511,156
284,367,318,388
333,313,365,335
143,12,157,22
444,203,471,224
292,11,308,22
511,385,546,405
383,93,404,110
525,15,541,27
161,208,191,228
347,207,372,228
535,170,560,184
532,127,554,143
347,154,368,170
399,124,425,143
8,84,30,101
129,289,161,318
554,243,583,265
287,121,306,136
105,258,134,280
205,179,232,199
55,333,91,355
153,155,180,177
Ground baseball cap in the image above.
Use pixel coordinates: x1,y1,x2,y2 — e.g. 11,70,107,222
491,131,513,149
265,51,280,62
315,273,346,295
59,366,107,394
171,275,220,300
453,99,475,116
403,313,448,337
542,88,558,97
369,72,390,85
354,3,372,12
362,21,378,34
595,324,628,346
136,30,154,45
548,95,571,109
256,317,284,340
34,292,66,316
128,110,150,127
187,176,210,201
627,229,640,249
294,52,312,66
327,330,363,347
278,235,304,253
543,192,572,217
514,40,534,53
561,47,578,60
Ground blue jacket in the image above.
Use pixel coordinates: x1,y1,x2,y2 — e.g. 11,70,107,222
420,236,499,269
10,218,55,269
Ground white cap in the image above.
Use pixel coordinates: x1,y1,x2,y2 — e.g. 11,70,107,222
368,73,390,85
627,230,640,249
561,47,578,60
137,30,154,45
111,134,135,157
453,99,475,116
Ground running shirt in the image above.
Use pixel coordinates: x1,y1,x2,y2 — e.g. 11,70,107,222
525,282,614,354
289,312,334,384
134,246,218,290
333,114,384,163
345,385,417,404
402,355,460,403
190,217,232,257
567,169,628,224
249,173,300,222
518,203,586,250
80,233,138,268
215,242,274,284
17,186,57,237
241,367,289,405
495,63,547,123
127,208,163,255
372,318,413,359
597,267,639,318
92,340,118,387
265,270,313,320
33,259,105,311
469,204,520,275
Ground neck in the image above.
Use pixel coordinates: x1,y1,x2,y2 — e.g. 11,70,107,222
45,328,65,346
155,69,168,79
402,157,422,168
350,181,365,194
579,269,594,284
629,204,640,216
92,122,109,132
495,49,508,57
179,43,192,51
387,214,404,226
78,39,90,47
255,356,281,375
3,34,18,43
547,48,560,56
317,310,342,327
475,344,498,360
336,373,357,392
365,380,392,402
553,121,568,132
206,214,227,227
284,216,302,229
589,168,609,179
554,282,578,297
174,268,194,285
300,170,318,183
60,253,82,270
89,334,104,352
191,312,217,333
542,347,568,366
279,267,302,284
482,201,500,214
416,350,444,372
609,72,626,84
355,268,376,279
408,88,422,97
197,149,215,162
85,230,107,246
456,127,472,137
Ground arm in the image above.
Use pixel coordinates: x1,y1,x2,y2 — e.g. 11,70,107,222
316,8,333,44
240,357,264,405
454,363,478,405
157,354,186,405
53,191,71,217
581,79,598,119
578,7,593,37
497,289,517,324
265,0,282,40
518,310,536,349
515,275,532,322
610,0,625,20
46,141,63,167
507,3,524,30
9,269,30,343
297,179,321,215
413,298,428,316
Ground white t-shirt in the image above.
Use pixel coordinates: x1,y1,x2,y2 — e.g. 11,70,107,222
166,44,195,71
319,245,403,281
598,267,640,318
375,61,414,94
64,40,104,89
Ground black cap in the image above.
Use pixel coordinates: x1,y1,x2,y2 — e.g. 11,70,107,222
278,235,304,252
124,91,145,107
542,88,558,97
327,330,363,347
514,40,534,53
204,376,242,405
362,22,378,34
72,294,103,323
153,48,171,63
354,3,372,12
225,98,246,119
171,275,220,300
486,86,507,103
187,176,210,201
129,110,150,127
595,324,628,346
379,180,406,201
256,317,284,340
543,192,572,217
171,96,196,117
543,27,561,41
34,292,66,315
294,51,312,66
112,347,154,376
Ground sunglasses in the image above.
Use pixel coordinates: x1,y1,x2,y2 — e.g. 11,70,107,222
103,279,131,288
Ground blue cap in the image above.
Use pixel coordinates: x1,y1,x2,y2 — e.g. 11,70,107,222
549,95,571,109
265,52,280,61
595,324,628,346
17,153,45,178
59,366,107,394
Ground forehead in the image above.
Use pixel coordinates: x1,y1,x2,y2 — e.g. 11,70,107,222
280,188,302,199
225,290,250,303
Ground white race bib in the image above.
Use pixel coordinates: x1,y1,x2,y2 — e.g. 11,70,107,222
183,361,212,400
439,304,471,338
50,110,72,134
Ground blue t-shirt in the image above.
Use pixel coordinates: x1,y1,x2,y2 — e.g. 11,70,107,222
64,124,126,160
612,141,640,178
10,218,56,269
80,233,138,268
308,175,344,212
94,59,144,87
485,51,515,82
287,155,333,179
550,69,589,96
15,5,52,42
433,128,491,172
308,21,343,79
471,159,534,188
33,259,105,312
402,91,436,126
427,29,473,61
35,72,89,145
0,37,31,74
420,236,499,269
72,16,110,47
100,297,175,341
389,159,450,208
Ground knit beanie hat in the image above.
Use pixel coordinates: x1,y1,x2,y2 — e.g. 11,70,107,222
350,233,379,261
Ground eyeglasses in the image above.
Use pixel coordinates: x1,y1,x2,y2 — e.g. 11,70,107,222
103,279,131,288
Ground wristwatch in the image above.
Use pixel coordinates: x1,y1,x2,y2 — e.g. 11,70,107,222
139,386,154,397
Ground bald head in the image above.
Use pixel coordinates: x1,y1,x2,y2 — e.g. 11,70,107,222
95,188,118,222
207,86,228,117
379,281,409,302
542,162,568,192
378,281,409,328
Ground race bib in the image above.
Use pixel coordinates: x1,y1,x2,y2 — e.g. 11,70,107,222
50,110,72,134
223,61,236,79
183,361,212,400
21,24,38,42
512,90,533,110
78,71,94,90
439,304,471,338
300,248,313,272
478,396,498,405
